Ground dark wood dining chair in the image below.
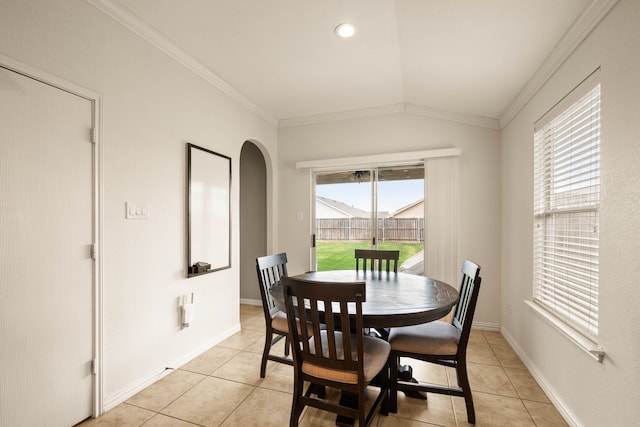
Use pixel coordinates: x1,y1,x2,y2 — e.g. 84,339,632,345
388,259,482,424
355,249,400,273
354,248,400,340
256,253,294,377
282,276,390,427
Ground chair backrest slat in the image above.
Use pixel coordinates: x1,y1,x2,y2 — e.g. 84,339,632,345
293,295,309,354
339,301,352,362
325,305,338,360
354,249,400,273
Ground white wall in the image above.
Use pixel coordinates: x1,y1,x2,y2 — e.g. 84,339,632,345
501,0,640,425
278,112,502,327
0,0,277,411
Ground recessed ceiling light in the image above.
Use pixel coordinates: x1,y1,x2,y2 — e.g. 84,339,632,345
335,22,356,38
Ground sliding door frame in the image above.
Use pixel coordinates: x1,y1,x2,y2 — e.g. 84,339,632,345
301,148,461,279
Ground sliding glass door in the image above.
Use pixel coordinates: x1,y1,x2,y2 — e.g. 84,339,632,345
313,166,424,272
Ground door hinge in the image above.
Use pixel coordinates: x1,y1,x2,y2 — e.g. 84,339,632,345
91,359,97,375
91,244,97,260
90,127,97,144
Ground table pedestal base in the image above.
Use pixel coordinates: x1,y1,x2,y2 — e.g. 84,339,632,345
399,364,427,400
336,392,357,427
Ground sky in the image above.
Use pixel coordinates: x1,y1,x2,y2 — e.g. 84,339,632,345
316,179,423,213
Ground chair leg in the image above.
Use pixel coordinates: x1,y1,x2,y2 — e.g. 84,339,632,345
380,363,390,416
284,335,290,356
290,378,304,427
358,388,366,427
260,329,273,378
389,353,399,413
380,360,391,415
456,360,475,424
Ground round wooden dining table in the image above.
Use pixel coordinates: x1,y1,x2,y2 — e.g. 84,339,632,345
269,270,459,329
271,269,459,424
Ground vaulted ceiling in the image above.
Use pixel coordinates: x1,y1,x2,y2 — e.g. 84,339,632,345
98,0,597,128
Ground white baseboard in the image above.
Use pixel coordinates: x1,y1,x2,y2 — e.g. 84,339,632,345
499,327,582,427
239,298,261,306
471,321,501,332
102,323,241,412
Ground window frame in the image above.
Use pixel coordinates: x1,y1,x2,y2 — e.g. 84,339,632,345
532,69,602,358
297,148,461,284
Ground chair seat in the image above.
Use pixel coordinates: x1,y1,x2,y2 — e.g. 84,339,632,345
271,311,289,333
272,310,315,336
389,320,460,355
303,331,391,384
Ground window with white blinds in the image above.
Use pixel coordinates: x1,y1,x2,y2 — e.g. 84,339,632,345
533,71,600,341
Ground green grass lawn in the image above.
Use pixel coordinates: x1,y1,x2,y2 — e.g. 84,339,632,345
315,241,423,271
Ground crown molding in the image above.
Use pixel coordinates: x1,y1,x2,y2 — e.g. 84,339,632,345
405,104,500,130
499,0,619,129
279,103,500,130
87,0,278,127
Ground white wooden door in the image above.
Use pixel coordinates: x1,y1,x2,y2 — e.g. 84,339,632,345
0,66,94,426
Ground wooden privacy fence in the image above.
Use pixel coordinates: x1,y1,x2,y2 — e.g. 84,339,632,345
316,217,424,241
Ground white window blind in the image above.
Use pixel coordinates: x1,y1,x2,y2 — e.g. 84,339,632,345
533,73,600,340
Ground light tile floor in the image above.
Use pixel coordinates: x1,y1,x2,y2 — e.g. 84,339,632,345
79,305,568,426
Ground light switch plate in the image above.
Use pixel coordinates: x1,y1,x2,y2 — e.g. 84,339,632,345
126,202,150,219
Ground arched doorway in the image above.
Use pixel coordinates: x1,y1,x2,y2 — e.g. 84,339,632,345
239,141,268,303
